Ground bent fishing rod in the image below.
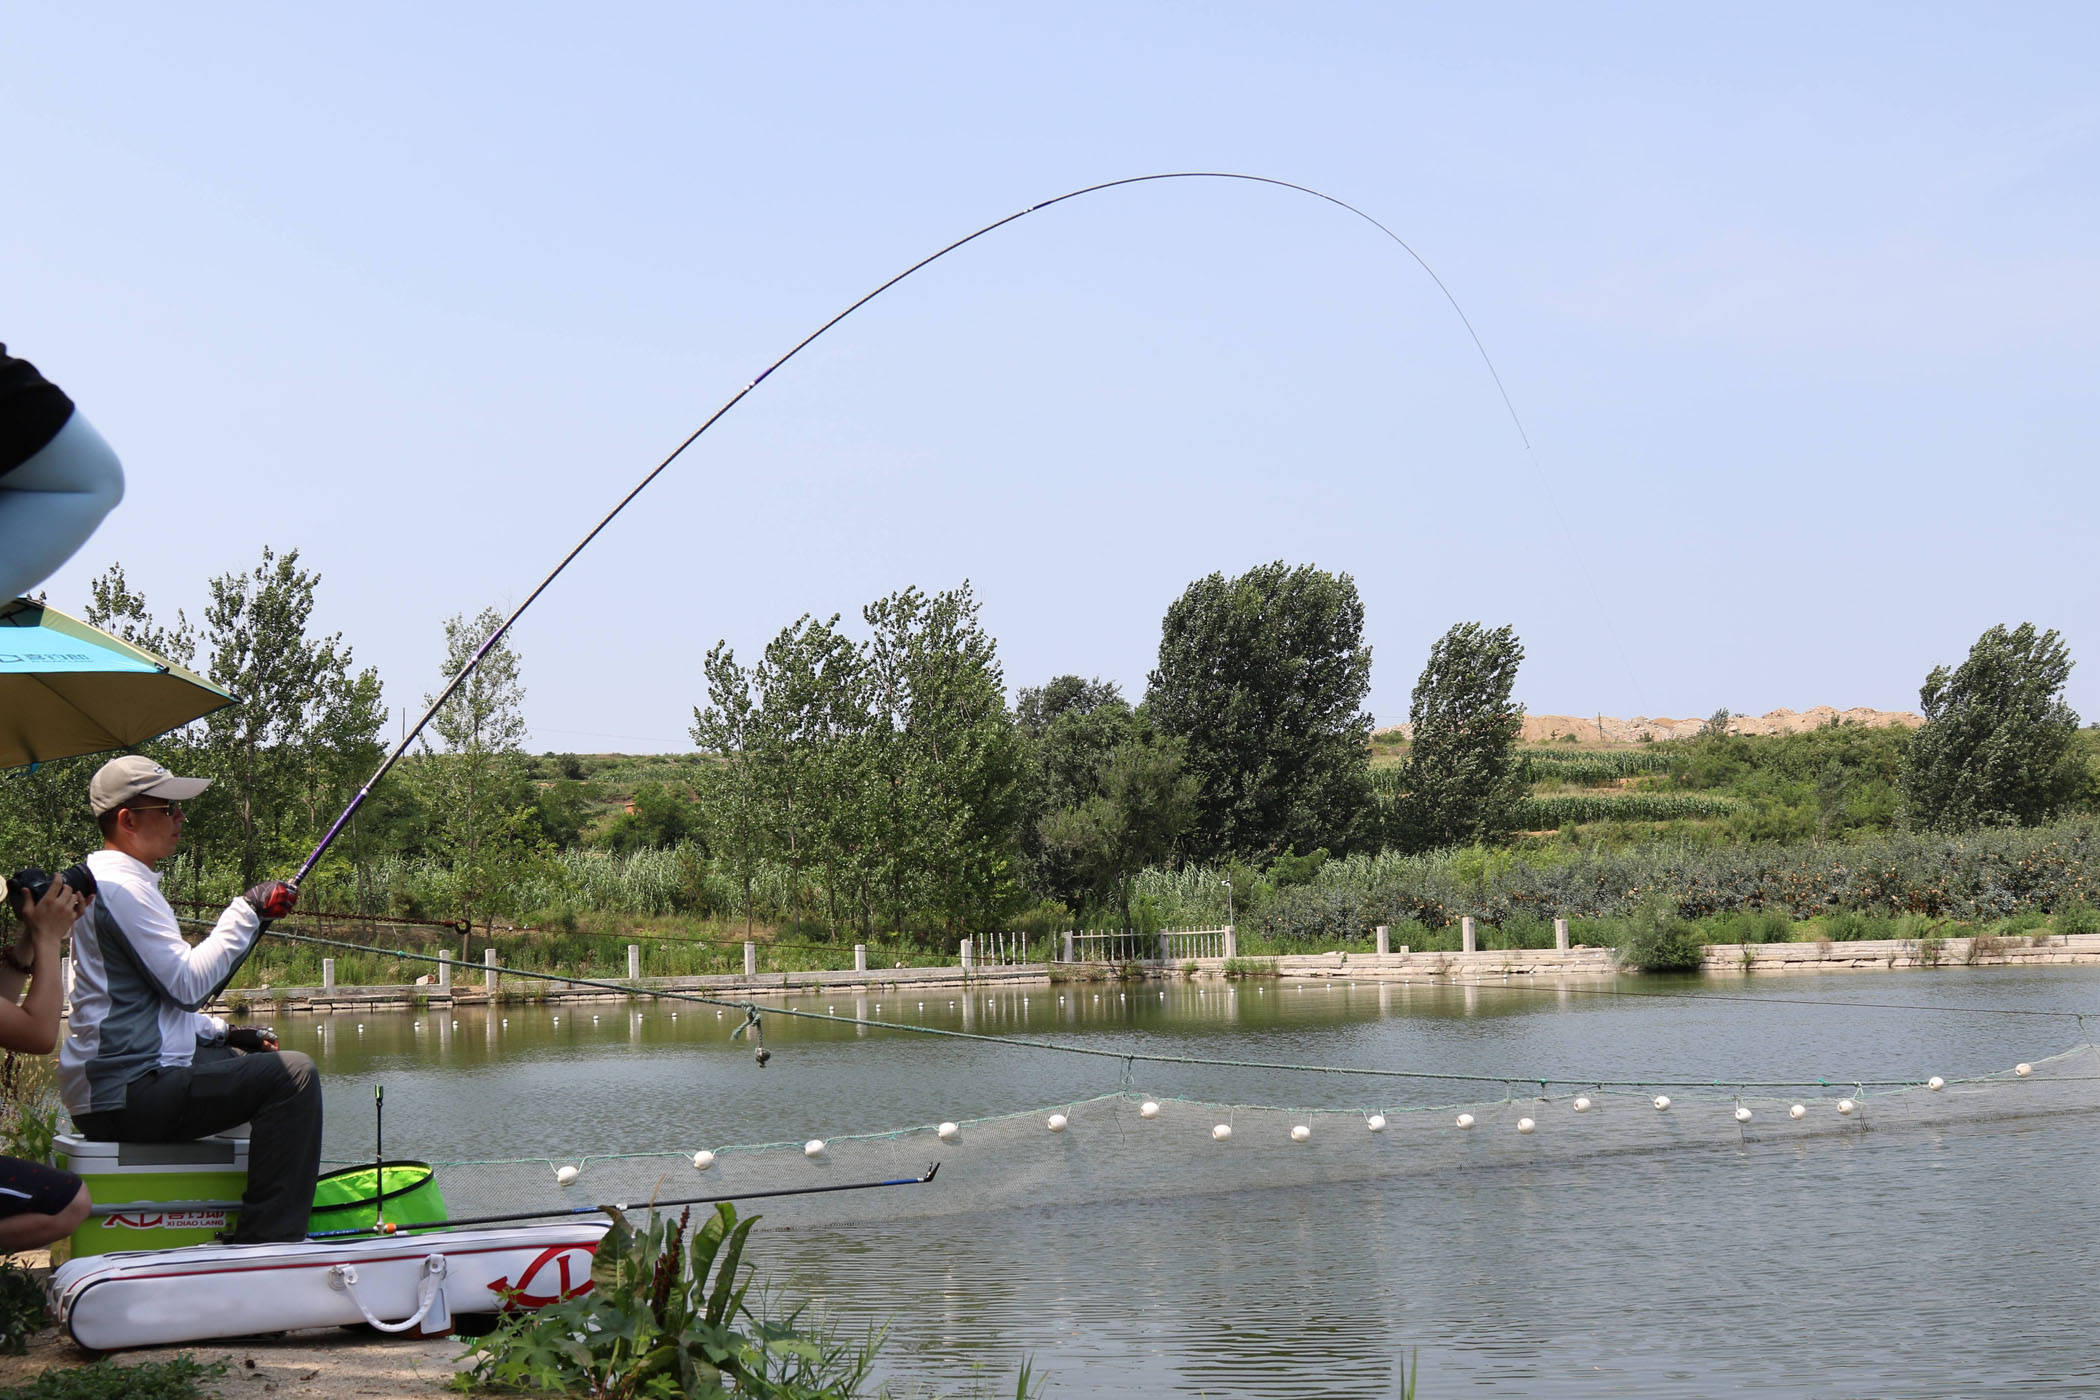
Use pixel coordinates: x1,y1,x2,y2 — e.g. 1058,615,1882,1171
289,171,1529,889
305,1162,941,1240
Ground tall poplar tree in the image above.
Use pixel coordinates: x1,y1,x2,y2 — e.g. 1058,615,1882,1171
1146,562,1374,861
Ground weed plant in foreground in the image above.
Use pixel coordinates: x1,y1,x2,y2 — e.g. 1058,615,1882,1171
456,1202,1040,1399
0,1358,226,1400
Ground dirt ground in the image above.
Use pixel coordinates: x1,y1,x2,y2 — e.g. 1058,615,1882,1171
0,1326,464,1398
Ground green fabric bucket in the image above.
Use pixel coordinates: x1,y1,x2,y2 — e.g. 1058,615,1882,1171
310,1160,447,1234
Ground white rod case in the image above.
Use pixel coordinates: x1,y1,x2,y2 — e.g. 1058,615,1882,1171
50,1222,608,1351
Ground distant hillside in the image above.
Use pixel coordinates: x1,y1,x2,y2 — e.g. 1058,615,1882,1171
1375,706,1924,746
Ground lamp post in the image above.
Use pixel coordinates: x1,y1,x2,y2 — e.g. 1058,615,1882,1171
1222,877,1233,929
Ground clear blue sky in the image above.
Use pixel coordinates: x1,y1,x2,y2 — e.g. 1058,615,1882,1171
7,4,2095,748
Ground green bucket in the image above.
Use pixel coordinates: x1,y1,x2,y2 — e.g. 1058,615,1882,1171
310,1160,447,1235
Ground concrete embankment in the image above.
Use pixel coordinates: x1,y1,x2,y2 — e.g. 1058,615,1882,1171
211,932,2100,1017
1206,931,2100,981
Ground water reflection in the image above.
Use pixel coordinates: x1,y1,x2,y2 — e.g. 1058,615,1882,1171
297,968,2100,1397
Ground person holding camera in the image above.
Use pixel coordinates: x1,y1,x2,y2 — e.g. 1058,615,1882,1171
0,877,93,1252
60,756,321,1245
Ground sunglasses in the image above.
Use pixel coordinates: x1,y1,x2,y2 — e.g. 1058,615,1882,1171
127,802,185,821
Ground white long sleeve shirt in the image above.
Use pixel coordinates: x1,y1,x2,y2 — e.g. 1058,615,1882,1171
59,849,262,1117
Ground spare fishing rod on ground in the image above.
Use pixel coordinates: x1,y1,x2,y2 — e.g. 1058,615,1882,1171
304,1162,941,1241
279,171,1530,897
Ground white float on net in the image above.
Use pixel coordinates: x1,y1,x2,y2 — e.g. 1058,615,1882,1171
555,1165,579,1186
804,1139,827,1157
1290,1125,1311,1143
1837,1099,1856,1115
1927,1076,1945,1090
937,1122,960,1142
1734,1107,1753,1123
1653,1096,1671,1112
1139,1101,1160,1119
1517,1117,1536,1134
2016,1063,2033,1077
1454,1113,1475,1130
693,1150,716,1171
1789,1103,1806,1119
1046,1114,1068,1133
1572,1096,1592,1113
1212,1123,1233,1141
1366,1114,1387,1132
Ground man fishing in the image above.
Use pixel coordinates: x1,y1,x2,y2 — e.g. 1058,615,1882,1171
61,756,321,1244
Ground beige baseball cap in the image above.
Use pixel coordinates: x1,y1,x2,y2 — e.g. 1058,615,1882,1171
89,755,212,817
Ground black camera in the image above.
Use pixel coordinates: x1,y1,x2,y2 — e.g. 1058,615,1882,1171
5,864,98,915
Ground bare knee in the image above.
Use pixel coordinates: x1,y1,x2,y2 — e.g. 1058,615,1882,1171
55,1185,90,1235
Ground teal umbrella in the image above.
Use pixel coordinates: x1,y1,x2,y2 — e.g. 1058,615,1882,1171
0,597,236,769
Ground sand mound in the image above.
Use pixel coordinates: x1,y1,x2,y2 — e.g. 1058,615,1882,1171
1377,707,1922,745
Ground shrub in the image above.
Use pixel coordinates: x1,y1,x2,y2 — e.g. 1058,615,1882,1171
457,1202,882,1398
2056,897,2100,937
1616,899,1707,973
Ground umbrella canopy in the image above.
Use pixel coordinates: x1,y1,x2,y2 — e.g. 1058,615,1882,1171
0,597,236,769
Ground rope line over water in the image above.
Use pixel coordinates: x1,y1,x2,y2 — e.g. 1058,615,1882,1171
258,926,2089,1092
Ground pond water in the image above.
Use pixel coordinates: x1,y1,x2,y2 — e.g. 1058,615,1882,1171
297,968,2100,1397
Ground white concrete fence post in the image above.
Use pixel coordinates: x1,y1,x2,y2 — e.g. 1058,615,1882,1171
1062,930,1075,963
484,948,498,991
437,955,451,993
627,944,641,980
854,943,867,974
1376,924,1390,957
960,938,974,971
322,957,336,992
1223,924,1237,960
743,941,757,977
1554,917,1569,952
1461,916,1477,954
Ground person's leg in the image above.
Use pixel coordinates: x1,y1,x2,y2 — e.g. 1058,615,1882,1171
0,412,125,599
0,1159,89,1253
73,1049,323,1244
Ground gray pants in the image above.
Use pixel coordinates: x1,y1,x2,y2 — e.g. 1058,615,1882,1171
75,1046,323,1244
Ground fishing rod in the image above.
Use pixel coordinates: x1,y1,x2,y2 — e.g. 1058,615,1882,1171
305,1161,941,1240
287,170,1528,891
86,1162,942,1232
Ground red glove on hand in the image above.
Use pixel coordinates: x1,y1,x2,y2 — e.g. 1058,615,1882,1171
243,881,297,920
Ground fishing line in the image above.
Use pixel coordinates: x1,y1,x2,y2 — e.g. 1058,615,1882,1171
289,170,1543,890
259,925,2006,1090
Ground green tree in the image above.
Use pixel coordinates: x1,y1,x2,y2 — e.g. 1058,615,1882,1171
1037,728,1197,926
420,607,539,942
691,643,765,934
862,584,1027,938
1145,561,1374,861
1904,622,2086,829
597,781,700,854
752,614,867,932
1395,622,1526,851
1015,677,1133,897
192,548,383,888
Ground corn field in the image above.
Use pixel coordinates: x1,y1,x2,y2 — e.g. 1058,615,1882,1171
1518,794,1734,827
